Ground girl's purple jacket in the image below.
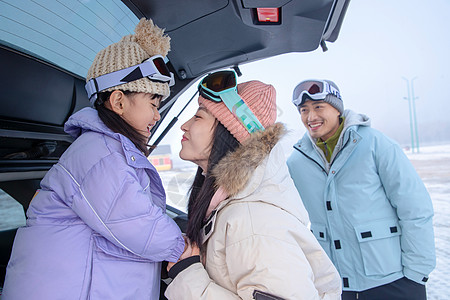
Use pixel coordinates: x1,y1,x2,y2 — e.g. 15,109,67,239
3,108,184,300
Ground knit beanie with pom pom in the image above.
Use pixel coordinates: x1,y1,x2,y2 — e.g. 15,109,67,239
87,18,171,103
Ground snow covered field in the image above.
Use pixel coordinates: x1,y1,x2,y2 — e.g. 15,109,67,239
406,145,450,300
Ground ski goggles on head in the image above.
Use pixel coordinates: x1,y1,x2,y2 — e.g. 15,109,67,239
292,79,341,107
85,55,175,104
198,70,264,134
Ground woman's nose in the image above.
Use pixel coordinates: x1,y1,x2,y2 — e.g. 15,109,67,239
181,119,190,132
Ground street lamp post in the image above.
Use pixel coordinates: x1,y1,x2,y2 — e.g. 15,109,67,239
402,77,415,153
410,77,420,152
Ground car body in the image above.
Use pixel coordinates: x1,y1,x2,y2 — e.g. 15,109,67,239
0,0,350,296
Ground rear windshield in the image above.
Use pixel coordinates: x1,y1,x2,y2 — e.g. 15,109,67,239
0,0,138,78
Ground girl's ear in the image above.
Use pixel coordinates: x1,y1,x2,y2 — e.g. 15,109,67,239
108,90,125,116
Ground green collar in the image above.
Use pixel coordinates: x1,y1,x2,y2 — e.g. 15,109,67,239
316,117,345,162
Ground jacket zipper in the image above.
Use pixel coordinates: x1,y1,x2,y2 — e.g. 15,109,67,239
323,140,329,159
295,147,327,174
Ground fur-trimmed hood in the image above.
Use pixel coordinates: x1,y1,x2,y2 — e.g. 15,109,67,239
212,122,285,196
210,122,310,224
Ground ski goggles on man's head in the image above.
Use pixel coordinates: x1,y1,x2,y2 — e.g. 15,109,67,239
198,70,264,134
292,79,341,107
85,55,175,104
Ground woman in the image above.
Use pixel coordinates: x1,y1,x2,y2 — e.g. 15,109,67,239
3,19,184,299
164,71,342,299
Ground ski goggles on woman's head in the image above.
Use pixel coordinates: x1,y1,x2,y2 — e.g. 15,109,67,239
198,70,264,134
292,79,341,106
85,55,175,104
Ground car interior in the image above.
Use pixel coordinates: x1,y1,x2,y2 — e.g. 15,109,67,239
0,0,350,296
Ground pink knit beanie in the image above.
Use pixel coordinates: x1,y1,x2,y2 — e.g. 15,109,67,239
199,80,277,143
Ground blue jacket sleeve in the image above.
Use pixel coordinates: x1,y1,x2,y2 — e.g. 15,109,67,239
376,142,436,283
58,153,184,263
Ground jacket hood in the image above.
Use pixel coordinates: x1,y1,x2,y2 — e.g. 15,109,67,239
299,109,372,171
210,122,310,226
64,107,149,165
342,109,371,129
64,107,138,149
305,109,371,144
212,122,285,197
64,107,120,140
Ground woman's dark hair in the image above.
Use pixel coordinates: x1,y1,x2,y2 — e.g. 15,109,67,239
185,121,240,248
94,90,161,156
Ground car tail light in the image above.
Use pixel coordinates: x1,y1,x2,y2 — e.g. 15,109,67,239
256,8,279,23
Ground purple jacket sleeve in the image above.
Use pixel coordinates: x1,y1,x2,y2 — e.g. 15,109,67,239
57,153,184,263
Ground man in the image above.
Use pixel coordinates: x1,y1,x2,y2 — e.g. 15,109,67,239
286,79,435,300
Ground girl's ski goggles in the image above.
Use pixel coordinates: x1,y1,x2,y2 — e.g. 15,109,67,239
198,70,264,134
292,79,341,106
85,55,175,104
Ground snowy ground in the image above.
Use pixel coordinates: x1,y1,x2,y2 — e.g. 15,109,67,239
0,144,448,298
406,145,450,300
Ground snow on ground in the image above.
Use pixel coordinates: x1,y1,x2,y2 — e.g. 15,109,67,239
406,144,450,160
406,145,450,300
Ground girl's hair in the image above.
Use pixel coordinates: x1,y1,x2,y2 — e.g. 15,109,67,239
94,90,161,156
185,121,240,248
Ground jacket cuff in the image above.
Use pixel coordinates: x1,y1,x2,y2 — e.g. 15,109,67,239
165,235,186,263
404,267,429,285
168,256,201,279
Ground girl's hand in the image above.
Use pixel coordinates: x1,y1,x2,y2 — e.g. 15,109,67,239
167,236,199,271
191,243,200,256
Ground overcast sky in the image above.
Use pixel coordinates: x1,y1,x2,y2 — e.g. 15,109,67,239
153,0,450,164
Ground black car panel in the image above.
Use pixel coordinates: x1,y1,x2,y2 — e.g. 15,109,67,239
123,0,347,80
0,45,88,126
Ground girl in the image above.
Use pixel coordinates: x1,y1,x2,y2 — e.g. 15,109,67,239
164,71,342,299
3,19,184,299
